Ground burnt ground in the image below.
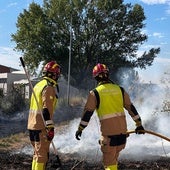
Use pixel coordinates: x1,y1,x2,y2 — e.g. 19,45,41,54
0,106,170,170
0,150,170,170
0,130,170,170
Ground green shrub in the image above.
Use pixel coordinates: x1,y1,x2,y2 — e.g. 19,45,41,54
0,86,29,115
0,88,3,97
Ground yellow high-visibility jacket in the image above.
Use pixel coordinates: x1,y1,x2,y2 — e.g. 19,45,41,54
94,83,127,135
79,82,141,136
95,83,124,119
27,77,58,130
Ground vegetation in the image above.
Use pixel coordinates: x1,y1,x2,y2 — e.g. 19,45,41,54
0,85,28,115
0,133,29,151
12,0,160,89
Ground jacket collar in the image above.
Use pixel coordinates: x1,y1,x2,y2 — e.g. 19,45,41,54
43,76,57,87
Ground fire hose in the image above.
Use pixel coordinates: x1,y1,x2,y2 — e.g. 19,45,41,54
127,130,170,142
20,57,61,168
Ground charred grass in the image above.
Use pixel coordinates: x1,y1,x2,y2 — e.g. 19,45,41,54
0,132,170,170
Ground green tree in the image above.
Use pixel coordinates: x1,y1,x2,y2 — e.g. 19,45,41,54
12,0,160,89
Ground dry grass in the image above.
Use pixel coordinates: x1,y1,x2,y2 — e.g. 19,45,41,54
58,96,86,108
0,132,30,151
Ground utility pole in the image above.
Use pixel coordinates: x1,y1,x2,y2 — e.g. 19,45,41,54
67,1,72,105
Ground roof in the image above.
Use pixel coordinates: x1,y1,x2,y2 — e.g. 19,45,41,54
0,65,19,73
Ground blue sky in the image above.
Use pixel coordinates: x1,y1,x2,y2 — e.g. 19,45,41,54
0,0,170,83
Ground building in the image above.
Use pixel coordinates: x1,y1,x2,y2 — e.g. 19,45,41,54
0,64,18,73
0,65,32,98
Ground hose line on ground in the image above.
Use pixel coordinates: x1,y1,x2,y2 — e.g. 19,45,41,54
127,130,170,142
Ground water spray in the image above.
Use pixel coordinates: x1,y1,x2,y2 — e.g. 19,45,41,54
19,57,61,168
127,130,170,142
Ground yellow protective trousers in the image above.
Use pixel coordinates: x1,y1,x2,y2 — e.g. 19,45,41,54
29,129,51,170
101,135,125,169
32,160,46,170
105,164,118,170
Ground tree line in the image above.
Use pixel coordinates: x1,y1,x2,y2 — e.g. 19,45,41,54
12,0,160,89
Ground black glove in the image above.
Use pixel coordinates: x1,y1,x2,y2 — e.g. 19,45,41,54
135,125,145,134
75,129,82,140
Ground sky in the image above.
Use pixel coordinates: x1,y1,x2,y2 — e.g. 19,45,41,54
0,0,170,84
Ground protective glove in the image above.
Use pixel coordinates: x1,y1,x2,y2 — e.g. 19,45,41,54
75,129,82,140
75,125,85,140
135,125,145,134
46,124,54,141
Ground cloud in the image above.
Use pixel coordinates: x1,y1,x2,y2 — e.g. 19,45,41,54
153,32,164,38
155,17,167,21
141,44,161,50
160,42,168,45
155,56,170,63
7,2,17,8
0,46,21,69
140,0,170,5
166,8,170,14
0,9,6,14
140,0,170,14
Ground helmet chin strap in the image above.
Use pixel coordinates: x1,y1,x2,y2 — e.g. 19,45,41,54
95,72,109,82
54,76,59,82
43,72,59,81
51,75,59,93
51,74,60,82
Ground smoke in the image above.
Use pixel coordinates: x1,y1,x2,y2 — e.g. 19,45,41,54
51,103,170,162
20,68,170,162
116,67,170,160
52,67,170,161
19,110,170,162
19,114,103,162
53,114,102,162
20,103,170,162
52,110,170,162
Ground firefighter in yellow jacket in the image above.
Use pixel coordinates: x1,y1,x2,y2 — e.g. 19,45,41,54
75,63,145,170
27,61,61,170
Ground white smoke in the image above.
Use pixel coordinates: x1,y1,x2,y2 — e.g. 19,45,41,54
20,107,170,163
53,114,102,162
52,111,170,162
20,69,170,162
51,72,170,161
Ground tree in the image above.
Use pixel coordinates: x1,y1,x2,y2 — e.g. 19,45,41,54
11,2,68,72
12,0,160,89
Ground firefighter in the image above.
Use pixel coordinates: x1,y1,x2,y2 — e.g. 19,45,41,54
27,61,61,170
75,63,145,170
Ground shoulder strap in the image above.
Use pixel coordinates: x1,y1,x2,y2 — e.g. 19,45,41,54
38,79,48,97
120,86,124,96
93,89,100,109
120,86,125,104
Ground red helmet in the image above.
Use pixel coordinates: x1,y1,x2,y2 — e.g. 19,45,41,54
43,61,61,76
92,63,109,77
